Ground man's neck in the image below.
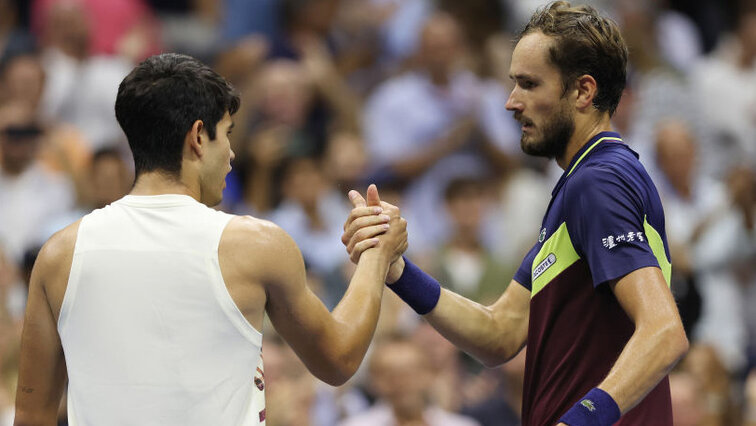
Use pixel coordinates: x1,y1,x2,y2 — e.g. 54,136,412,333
556,114,614,170
130,172,199,201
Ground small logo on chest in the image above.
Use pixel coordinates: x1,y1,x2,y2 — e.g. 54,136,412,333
532,253,557,281
538,228,547,243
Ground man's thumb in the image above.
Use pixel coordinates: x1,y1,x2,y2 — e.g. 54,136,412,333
366,184,381,207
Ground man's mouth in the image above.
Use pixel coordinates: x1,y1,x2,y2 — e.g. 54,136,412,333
515,113,534,129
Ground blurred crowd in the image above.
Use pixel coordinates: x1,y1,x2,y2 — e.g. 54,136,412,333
0,0,755,424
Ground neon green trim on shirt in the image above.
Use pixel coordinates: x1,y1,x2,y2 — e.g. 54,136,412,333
567,137,623,176
531,222,580,298
643,216,671,286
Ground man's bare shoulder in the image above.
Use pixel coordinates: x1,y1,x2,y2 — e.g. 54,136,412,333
223,215,294,248
220,215,302,272
36,219,82,273
33,219,82,317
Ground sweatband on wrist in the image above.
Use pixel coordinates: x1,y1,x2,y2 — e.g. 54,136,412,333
387,257,441,315
559,387,621,426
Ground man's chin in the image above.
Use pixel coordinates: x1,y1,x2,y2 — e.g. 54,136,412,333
521,136,549,158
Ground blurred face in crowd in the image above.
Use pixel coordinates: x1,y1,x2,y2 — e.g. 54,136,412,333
257,61,313,127
655,120,697,195
323,131,366,186
445,181,488,235
281,157,327,210
44,1,91,59
0,104,41,176
369,340,431,416
669,372,705,426
418,13,464,80
1,55,45,108
198,112,235,207
90,153,131,208
506,32,575,160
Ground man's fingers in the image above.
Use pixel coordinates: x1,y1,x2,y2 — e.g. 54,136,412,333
346,224,390,253
366,184,381,207
348,190,367,208
351,238,379,264
342,206,385,240
344,214,390,238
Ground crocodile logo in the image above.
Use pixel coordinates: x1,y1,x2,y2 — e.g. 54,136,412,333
581,399,596,412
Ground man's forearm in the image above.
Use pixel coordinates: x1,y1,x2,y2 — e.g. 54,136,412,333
328,248,389,379
425,287,528,367
596,321,688,413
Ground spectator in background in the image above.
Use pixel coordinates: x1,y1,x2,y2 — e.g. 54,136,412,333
616,0,705,169
234,60,317,215
221,0,279,45
339,334,479,426
653,118,748,373
40,147,132,242
656,119,750,372
669,371,706,426
461,348,524,426
363,12,506,254
31,0,160,59
0,52,91,180
0,0,35,65
691,0,756,177
33,0,133,150
680,344,735,425
148,0,221,61
430,178,509,306
322,128,368,192
234,55,359,215
0,101,74,264
268,155,352,301
270,0,339,60
263,334,321,426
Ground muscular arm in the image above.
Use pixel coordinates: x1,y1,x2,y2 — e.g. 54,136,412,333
262,223,388,386
423,280,530,367
597,266,689,414
14,228,74,426
232,195,405,386
341,190,529,367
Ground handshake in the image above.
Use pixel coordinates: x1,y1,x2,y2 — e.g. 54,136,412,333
340,184,408,284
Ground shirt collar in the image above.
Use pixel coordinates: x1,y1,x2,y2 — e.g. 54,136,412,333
552,131,623,197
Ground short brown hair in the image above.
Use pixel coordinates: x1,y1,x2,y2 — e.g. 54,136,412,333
517,1,628,116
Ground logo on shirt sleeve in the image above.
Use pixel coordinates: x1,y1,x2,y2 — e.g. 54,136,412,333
602,231,644,249
532,253,557,280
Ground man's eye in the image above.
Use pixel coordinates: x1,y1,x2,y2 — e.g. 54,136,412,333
521,81,536,89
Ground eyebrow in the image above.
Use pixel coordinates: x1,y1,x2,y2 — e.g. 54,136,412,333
510,73,536,81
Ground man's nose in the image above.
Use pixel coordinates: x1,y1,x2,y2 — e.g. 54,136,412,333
505,89,523,112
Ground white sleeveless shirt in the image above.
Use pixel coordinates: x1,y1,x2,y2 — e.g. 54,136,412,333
58,194,265,425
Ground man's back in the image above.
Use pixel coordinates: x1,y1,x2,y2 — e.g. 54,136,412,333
60,194,265,425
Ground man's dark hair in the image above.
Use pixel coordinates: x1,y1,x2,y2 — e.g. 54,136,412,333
517,1,628,116
115,53,240,177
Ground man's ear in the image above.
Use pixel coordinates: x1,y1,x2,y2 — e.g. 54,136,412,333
574,74,598,111
186,119,205,158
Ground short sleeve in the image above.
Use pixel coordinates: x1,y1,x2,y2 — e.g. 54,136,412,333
564,167,660,287
513,243,539,291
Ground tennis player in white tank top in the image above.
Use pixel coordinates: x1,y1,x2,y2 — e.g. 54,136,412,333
14,54,407,425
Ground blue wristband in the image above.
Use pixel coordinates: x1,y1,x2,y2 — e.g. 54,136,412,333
388,257,441,315
559,388,620,426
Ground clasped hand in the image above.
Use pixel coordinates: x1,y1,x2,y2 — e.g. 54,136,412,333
341,184,407,282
